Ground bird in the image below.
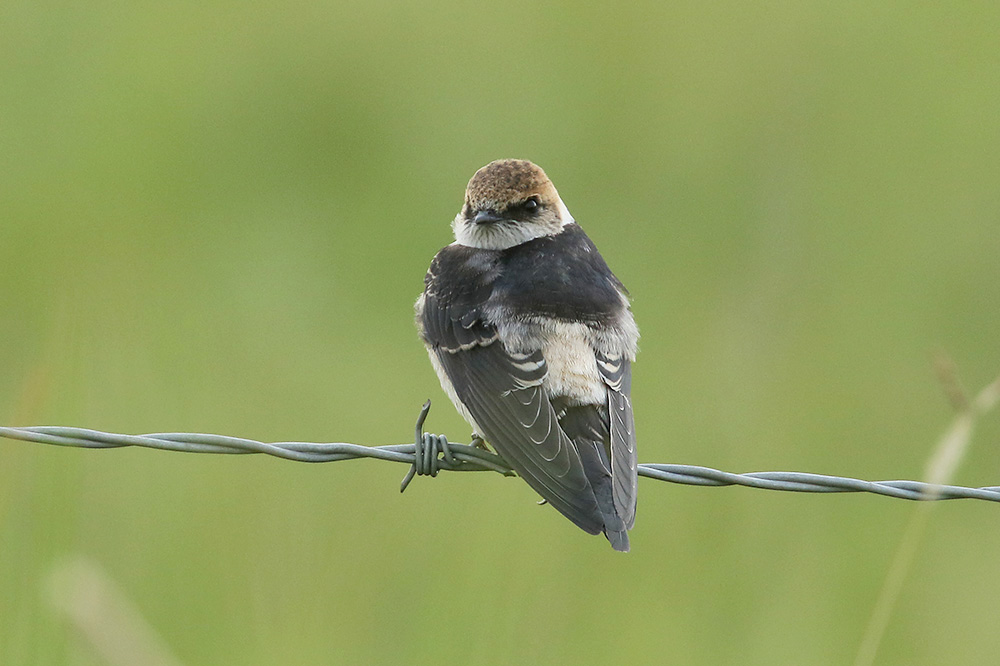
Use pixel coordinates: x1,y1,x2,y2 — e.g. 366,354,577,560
415,159,639,551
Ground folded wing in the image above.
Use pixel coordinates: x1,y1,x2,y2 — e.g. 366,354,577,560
597,350,638,528
421,291,605,534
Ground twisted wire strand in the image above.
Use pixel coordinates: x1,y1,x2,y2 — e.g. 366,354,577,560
2,401,999,503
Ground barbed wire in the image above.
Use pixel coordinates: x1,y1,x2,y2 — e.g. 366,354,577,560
2,401,999,503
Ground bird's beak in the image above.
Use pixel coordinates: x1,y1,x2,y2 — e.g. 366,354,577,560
472,209,505,225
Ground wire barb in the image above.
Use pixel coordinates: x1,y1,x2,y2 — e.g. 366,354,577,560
2,401,1000,504
400,400,466,492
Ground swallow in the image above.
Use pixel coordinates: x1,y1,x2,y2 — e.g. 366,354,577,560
415,159,639,551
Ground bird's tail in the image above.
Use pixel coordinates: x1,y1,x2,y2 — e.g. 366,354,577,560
604,526,630,552
580,439,630,552
558,402,633,552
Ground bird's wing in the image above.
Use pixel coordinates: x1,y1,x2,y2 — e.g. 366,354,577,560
421,291,604,534
596,351,638,528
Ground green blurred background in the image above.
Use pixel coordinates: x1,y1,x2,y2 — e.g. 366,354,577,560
2,1,999,664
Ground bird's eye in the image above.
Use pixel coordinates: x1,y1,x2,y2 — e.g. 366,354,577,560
523,197,540,212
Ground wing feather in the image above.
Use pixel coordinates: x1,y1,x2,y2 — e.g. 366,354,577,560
597,351,638,528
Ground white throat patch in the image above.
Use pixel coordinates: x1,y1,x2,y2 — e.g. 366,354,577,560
452,198,575,250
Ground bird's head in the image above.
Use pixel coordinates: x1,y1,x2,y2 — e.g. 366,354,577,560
452,159,574,250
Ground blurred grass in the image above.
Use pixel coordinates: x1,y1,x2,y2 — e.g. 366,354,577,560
3,0,1000,664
